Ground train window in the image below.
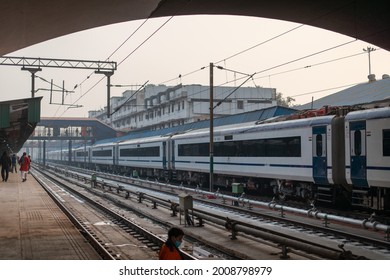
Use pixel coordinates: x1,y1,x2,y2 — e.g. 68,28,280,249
92,149,112,157
179,136,301,157
178,143,209,156
383,129,390,156
316,134,323,157
120,146,160,157
241,139,265,157
215,141,238,156
76,151,88,157
266,138,285,157
354,130,362,156
262,137,301,157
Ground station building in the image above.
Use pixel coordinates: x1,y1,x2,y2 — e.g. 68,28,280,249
88,84,277,132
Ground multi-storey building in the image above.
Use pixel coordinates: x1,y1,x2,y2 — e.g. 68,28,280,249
88,84,277,131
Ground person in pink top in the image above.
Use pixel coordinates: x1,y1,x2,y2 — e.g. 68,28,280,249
19,152,31,182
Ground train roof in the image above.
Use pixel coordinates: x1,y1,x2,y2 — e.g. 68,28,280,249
91,142,116,148
247,115,336,133
93,106,297,145
345,106,390,121
171,115,336,140
118,135,171,146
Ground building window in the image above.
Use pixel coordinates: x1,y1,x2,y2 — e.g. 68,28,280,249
237,100,244,109
182,101,185,109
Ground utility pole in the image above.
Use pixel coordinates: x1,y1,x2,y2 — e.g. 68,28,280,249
21,66,42,98
363,46,376,76
209,62,214,192
95,70,114,117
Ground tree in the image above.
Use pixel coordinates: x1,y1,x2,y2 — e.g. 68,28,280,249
276,92,295,107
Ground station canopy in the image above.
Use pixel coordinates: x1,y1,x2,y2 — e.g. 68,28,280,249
0,97,42,154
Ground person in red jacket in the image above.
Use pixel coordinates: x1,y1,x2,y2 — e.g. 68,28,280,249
19,152,31,182
159,227,185,260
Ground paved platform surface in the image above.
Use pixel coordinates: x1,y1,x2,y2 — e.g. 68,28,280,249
0,171,100,260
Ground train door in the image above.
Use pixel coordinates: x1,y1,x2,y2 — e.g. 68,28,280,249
349,121,367,186
171,140,175,170
312,126,328,184
162,142,167,169
113,146,116,166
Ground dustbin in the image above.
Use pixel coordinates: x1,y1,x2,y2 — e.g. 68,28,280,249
232,183,244,194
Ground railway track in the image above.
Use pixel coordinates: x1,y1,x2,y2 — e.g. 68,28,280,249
31,167,196,260
36,163,390,259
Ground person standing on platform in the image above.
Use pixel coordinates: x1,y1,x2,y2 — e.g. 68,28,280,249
159,227,185,260
1,151,11,182
19,152,31,182
28,155,31,174
11,154,17,173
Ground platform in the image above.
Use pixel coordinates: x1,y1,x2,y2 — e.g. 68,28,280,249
0,171,100,260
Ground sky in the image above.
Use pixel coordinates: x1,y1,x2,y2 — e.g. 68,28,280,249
1,14,390,118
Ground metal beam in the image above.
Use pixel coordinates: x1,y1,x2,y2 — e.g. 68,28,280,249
29,136,94,141
0,56,117,71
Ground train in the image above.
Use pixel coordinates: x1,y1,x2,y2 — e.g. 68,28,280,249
46,106,390,211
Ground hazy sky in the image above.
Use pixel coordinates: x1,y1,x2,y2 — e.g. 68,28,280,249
1,15,390,118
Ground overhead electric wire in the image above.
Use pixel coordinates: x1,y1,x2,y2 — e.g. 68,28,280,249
253,50,371,81
117,16,174,67
158,1,363,96
251,39,357,77
72,18,150,91
110,80,149,116
157,23,304,86
184,39,359,101
158,24,304,86
59,0,195,117
213,73,256,109
289,82,363,98
214,24,304,65
160,66,208,85
58,16,175,117
177,37,362,116
57,1,380,119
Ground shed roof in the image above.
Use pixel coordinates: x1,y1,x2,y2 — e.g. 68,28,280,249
296,77,390,110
